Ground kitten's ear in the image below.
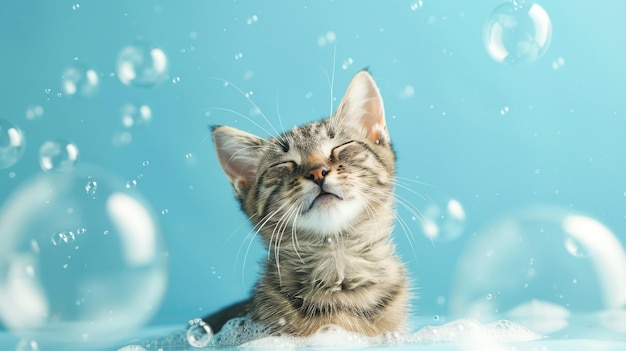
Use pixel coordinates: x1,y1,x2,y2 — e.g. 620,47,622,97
335,70,388,143
213,126,263,200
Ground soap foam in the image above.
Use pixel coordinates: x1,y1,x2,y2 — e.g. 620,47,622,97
122,317,543,350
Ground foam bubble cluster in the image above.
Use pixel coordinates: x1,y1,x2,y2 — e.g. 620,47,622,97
123,317,542,350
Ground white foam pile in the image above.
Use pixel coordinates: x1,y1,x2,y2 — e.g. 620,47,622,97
119,317,543,350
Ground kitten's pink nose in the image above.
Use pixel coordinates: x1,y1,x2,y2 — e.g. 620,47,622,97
306,167,329,186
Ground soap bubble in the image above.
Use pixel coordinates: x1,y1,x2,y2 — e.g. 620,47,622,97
449,205,626,335
0,165,168,348
419,197,467,242
484,1,552,65
38,139,80,173
0,119,26,169
116,42,168,88
186,318,213,347
25,106,44,121
61,64,99,97
120,103,152,128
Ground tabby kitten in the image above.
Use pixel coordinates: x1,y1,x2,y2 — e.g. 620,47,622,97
208,70,409,337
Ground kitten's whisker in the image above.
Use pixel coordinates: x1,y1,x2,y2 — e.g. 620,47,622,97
205,106,278,141
395,176,434,188
392,180,429,201
207,77,281,138
290,206,305,264
275,92,286,136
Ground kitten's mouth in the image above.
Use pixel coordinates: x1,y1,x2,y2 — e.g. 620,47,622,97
309,191,343,210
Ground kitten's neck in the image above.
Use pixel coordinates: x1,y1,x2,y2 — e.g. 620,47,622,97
266,208,398,290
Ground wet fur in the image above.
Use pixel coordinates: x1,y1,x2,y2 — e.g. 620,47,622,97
207,71,410,337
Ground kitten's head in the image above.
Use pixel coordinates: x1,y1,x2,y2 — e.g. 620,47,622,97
213,71,395,240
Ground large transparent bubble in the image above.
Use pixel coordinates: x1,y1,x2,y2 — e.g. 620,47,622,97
449,206,626,335
0,165,168,348
116,42,168,88
484,1,552,65
0,119,26,169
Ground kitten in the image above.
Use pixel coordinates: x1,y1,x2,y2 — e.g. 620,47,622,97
205,70,409,337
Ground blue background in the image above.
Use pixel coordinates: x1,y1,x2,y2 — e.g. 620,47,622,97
1,0,625,330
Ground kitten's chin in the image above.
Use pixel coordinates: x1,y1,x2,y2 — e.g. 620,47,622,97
298,198,362,234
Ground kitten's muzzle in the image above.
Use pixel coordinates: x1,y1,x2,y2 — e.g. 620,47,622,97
305,166,329,187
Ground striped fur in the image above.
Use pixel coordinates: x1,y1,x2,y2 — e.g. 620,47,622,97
213,71,409,337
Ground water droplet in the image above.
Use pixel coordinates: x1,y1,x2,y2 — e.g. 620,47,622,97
0,119,25,169
38,139,80,173
121,103,152,128
61,63,99,97
116,41,168,87
51,231,76,246
85,179,98,198
484,1,552,65
25,105,44,120
186,318,213,348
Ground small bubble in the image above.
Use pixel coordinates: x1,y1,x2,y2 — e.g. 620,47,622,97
61,63,99,97
0,119,26,169
341,57,353,70
85,179,98,198
103,230,109,235
63,264,69,269
326,31,336,43
185,153,193,159
25,105,44,120
44,88,51,94
15,339,40,351
534,168,541,174
186,318,213,348
433,315,440,321
410,1,424,10
39,139,80,173
71,3,80,10
116,41,168,87
401,85,415,98
161,209,169,215
234,52,243,60
484,1,552,66
486,293,493,300
121,103,152,128
172,76,181,84
142,160,150,166
125,179,137,189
